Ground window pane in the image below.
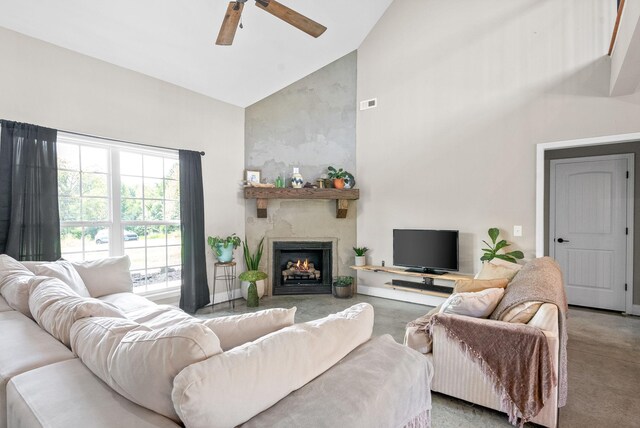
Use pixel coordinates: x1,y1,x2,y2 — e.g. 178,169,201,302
165,201,180,221
61,252,84,262
58,143,80,171
61,226,83,254
94,227,110,245
82,198,109,221
167,245,181,266
147,247,167,269
60,198,81,221
121,176,143,198
131,269,147,289
144,178,164,199
144,155,164,178
144,200,164,221
84,251,110,261
164,159,179,180
167,227,181,246
146,226,166,247
82,173,109,197
125,248,146,271
121,152,142,176
58,171,81,197
81,146,108,173
121,199,143,221
123,226,144,248
164,180,179,201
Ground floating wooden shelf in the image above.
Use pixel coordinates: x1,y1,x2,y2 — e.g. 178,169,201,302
383,282,451,298
244,187,359,219
350,265,473,282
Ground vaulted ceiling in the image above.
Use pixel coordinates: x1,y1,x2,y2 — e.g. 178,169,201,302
0,0,393,107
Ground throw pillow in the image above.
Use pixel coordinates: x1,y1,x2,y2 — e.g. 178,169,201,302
202,307,297,350
439,288,505,318
500,301,544,324
476,260,522,281
0,254,36,318
72,255,134,298
454,278,509,293
34,260,91,297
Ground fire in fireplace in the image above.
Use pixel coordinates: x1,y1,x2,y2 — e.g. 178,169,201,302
273,241,332,295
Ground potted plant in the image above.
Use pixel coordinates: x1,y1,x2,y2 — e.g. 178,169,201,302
481,227,524,263
207,234,241,263
353,246,369,266
332,275,354,298
238,270,268,307
240,237,266,300
327,166,350,190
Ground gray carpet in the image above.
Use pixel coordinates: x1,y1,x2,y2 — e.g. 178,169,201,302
195,294,640,428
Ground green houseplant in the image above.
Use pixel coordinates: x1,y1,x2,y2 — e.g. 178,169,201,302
332,275,354,298
327,166,350,189
240,237,266,300
353,246,369,267
238,270,268,307
207,234,241,263
481,228,524,264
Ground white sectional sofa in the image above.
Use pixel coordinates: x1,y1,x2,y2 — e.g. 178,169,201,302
0,255,433,428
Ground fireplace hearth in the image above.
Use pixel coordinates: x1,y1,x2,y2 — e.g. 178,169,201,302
272,241,332,295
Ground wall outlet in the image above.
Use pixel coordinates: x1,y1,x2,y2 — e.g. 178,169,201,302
360,98,377,110
513,225,522,237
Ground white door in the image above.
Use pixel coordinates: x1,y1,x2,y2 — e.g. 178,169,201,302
550,155,631,311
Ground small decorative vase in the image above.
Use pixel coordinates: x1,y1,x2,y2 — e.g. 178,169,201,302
291,167,304,188
241,279,265,299
247,282,259,307
215,244,234,263
333,178,345,189
355,256,366,266
344,173,356,189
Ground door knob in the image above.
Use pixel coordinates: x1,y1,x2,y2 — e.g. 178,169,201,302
556,238,570,243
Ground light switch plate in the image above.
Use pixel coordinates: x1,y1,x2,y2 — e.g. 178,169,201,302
513,225,522,237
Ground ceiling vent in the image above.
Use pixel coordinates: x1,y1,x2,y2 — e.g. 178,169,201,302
359,98,377,110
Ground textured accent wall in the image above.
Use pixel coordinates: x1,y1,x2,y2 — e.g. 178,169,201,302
244,51,358,295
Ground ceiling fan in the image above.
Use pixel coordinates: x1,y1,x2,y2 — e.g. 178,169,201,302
216,0,327,46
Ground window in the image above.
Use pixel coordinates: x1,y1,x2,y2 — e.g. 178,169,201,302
57,133,181,295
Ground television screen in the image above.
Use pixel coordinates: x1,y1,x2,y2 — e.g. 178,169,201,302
393,229,459,273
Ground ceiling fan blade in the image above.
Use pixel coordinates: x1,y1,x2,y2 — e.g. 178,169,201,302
255,0,327,38
216,1,244,46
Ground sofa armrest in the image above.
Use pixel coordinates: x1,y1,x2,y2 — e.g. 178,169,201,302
526,303,559,337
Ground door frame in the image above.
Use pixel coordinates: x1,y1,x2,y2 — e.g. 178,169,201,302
536,132,638,314
549,154,634,312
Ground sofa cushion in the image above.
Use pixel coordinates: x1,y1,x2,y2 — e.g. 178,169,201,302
172,303,374,428
71,317,222,422
72,255,134,298
29,277,125,347
28,276,80,322
201,307,297,350
0,311,75,428
0,255,35,318
439,288,505,318
0,295,11,312
33,260,90,297
6,359,180,428
500,301,544,324
476,259,522,281
454,278,509,293
99,291,157,314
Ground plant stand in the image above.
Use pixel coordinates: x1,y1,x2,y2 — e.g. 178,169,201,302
213,261,236,310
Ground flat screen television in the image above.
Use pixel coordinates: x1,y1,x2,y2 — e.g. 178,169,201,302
393,229,459,274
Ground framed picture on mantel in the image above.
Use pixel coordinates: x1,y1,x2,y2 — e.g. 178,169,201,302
245,169,261,184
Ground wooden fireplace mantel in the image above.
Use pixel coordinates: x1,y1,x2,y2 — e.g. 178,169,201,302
243,187,360,219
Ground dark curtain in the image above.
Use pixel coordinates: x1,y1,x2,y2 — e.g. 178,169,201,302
179,150,210,313
0,120,60,261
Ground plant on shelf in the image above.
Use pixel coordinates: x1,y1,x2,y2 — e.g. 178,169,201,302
240,237,266,300
481,227,524,264
327,166,351,190
207,234,241,263
238,270,268,307
332,275,354,298
353,246,369,267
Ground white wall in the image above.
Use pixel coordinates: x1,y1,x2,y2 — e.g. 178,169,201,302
0,27,245,298
356,0,640,293
610,0,640,95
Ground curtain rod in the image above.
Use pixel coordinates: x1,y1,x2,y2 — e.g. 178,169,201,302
58,128,205,156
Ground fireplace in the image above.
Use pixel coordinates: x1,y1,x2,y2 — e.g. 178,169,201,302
272,241,332,295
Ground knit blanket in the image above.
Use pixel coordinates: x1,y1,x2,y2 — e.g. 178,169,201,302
490,257,568,408
428,313,555,427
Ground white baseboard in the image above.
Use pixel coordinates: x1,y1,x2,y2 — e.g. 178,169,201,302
357,285,445,307
212,288,242,305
